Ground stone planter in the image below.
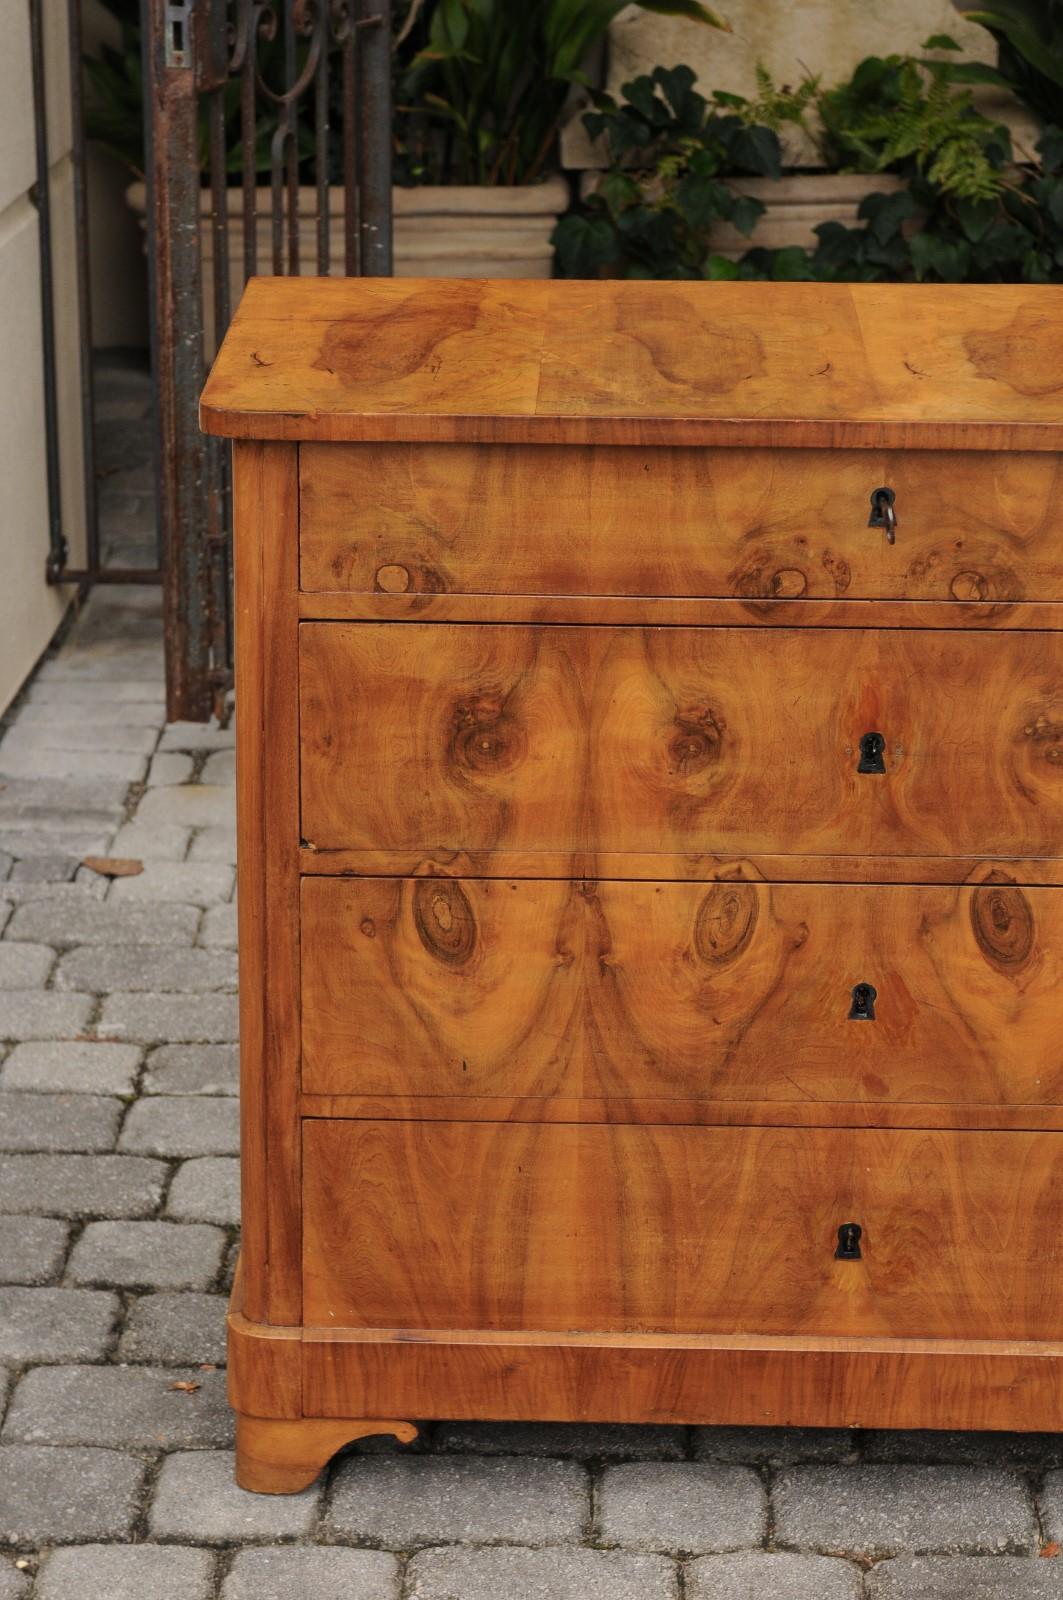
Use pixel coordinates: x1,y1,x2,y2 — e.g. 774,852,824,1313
577,169,906,261
126,176,569,353
393,179,569,277
713,172,906,257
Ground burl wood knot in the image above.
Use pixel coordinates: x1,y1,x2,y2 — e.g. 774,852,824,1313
694,882,759,966
414,877,477,966
970,881,1034,971
670,707,725,774
1023,713,1063,767
450,694,525,774
373,561,447,596
729,545,852,603
375,563,411,594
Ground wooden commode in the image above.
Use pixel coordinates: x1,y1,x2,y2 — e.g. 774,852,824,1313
201,277,1063,1493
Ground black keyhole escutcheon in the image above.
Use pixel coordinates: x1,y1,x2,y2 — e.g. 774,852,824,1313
869,486,897,543
858,731,886,773
849,982,877,1021
835,1222,863,1260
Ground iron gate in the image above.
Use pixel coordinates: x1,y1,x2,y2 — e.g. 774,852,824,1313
142,0,393,720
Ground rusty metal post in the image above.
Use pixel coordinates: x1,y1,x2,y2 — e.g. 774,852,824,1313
356,0,392,275
141,0,214,721
28,0,67,584
139,0,395,720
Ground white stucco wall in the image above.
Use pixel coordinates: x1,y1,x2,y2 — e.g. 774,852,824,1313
0,0,87,714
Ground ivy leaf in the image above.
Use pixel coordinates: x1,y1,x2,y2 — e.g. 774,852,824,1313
550,214,617,278
621,74,665,124
954,196,997,241
654,64,701,122
848,55,894,98
972,219,1027,266
922,32,962,49
735,246,777,280
615,206,682,276
909,231,972,281
688,144,725,179
676,173,727,226
728,193,766,237
812,219,862,272
706,253,740,278
1048,181,1063,228
598,171,641,218
727,123,782,179
771,246,816,280
860,188,917,245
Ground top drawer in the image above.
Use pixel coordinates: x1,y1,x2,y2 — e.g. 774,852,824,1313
299,443,1063,604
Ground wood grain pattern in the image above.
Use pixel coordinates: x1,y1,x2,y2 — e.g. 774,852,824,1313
201,279,1063,450
299,623,1063,864
227,1255,301,1420
302,1327,1063,1433
230,446,270,1324
302,1120,1063,1342
230,441,300,1324
300,442,1063,604
300,876,1063,1108
233,442,302,1326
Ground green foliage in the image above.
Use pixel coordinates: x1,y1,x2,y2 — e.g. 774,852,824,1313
552,66,782,278
712,63,820,146
956,0,1063,124
553,46,1063,287
82,0,144,174
733,126,1063,285
402,0,728,186
815,46,1012,199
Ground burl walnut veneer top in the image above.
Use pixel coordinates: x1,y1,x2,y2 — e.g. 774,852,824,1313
200,277,1063,450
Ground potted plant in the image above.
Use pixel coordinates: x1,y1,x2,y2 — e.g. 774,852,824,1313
93,0,728,319
553,64,790,276
391,0,731,275
556,44,1016,275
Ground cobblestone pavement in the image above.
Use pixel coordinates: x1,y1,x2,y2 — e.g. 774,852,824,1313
1,362,1062,1598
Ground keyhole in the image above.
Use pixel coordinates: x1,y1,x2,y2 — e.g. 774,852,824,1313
849,982,877,1020
835,1222,863,1260
869,487,897,543
858,731,886,773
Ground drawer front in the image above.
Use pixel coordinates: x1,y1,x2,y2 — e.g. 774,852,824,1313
301,876,1063,1107
300,443,1063,603
299,623,1063,860
302,1120,1063,1339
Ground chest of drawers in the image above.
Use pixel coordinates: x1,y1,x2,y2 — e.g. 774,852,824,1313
201,277,1063,1493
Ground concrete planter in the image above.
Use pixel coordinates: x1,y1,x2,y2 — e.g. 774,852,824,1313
577,169,906,261
714,172,906,257
126,177,569,352
393,179,570,277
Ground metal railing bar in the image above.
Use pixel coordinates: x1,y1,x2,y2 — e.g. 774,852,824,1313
30,0,68,585
66,0,102,578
